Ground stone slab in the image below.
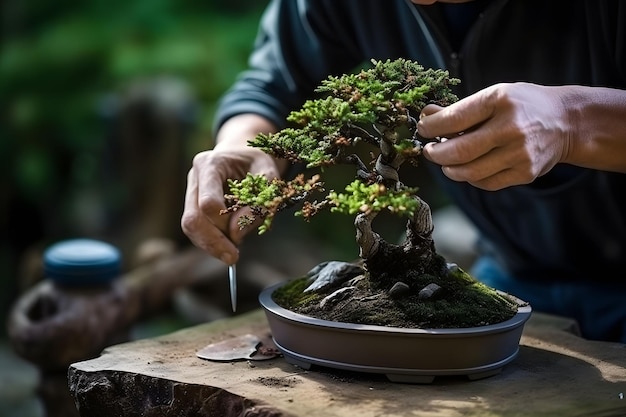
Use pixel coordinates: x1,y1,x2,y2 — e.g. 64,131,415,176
69,310,626,417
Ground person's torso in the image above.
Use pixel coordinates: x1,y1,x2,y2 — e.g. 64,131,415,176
337,0,626,281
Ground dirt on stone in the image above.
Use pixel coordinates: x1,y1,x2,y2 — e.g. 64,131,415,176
254,376,301,389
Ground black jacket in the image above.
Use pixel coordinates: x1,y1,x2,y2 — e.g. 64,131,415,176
215,0,626,282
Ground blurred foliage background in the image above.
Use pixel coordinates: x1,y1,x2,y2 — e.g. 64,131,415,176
1,0,451,332
1,0,272,328
1,3,459,415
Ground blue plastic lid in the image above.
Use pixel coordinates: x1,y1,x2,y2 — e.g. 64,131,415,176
43,239,121,287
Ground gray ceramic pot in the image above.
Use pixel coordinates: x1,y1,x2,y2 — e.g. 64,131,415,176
259,282,532,383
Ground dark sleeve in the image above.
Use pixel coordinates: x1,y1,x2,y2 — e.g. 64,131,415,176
212,0,366,134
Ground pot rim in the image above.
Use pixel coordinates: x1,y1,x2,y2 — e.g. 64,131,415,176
259,281,532,336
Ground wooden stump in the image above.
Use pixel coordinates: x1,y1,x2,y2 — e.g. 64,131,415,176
69,310,626,417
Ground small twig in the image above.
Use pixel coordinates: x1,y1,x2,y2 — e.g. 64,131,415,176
346,123,380,146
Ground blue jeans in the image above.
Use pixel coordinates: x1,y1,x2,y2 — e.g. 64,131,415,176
471,256,626,343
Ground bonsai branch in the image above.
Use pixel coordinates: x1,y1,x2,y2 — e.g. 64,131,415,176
225,58,460,283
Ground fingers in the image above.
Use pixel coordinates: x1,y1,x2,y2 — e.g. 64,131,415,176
181,114,282,264
181,147,280,264
228,206,265,246
422,131,494,167
181,155,239,265
420,103,443,118
423,127,538,191
418,89,497,140
437,144,537,191
465,168,521,191
194,152,230,233
418,85,539,190
419,90,502,166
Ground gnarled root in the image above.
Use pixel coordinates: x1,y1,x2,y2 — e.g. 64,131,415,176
404,196,435,252
355,211,380,259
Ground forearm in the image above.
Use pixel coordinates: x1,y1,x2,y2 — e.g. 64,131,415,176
215,113,290,176
562,85,626,173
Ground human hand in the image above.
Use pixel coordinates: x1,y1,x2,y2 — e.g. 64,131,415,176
418,82,571,191
181,114,283,264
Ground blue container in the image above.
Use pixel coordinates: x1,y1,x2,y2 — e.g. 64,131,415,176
43,239,121,287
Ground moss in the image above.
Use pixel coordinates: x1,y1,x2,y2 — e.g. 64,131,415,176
272,276,322,309
272,267,519,329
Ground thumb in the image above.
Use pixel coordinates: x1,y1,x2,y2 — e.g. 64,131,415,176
417,104,445,138
421,103,445,117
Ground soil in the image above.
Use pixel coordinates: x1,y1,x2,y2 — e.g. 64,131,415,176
272,265,522,329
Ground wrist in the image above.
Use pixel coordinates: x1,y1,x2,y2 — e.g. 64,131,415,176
558,85,626,173
215,114,289,176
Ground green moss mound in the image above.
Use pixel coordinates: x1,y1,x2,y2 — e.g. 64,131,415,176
272,267,520,329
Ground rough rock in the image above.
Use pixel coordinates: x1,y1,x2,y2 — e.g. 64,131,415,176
388,282,410,298
319,287,356,309
304,261,364,293
418,283,442,300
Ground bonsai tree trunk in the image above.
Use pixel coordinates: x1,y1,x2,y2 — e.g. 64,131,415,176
230,59,521,330
355,196,446,290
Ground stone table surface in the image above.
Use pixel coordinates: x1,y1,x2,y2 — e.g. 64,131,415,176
68,309,626,417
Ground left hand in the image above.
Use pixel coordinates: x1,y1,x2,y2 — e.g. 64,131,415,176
418,82,570,191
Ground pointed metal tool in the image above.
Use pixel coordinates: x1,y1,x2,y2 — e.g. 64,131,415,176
228,264,237,312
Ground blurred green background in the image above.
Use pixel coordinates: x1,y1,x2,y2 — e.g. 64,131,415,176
0,2,460,414
1,0,273,327
1,0,453,330
1,2,280,414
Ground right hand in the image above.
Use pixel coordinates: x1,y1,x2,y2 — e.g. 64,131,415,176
181,114,283,265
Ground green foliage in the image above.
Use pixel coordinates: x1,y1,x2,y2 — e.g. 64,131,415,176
224,173,324,234
316,58,458,116
328,180,419,217
251,127,335,168
226,174,282,209
231,58,459,236
288,96,377,128
249,58,459,168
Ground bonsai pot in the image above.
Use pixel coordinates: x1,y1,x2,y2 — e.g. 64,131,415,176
259,282,532,384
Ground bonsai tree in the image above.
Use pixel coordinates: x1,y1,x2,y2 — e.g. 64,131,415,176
223,58,519,328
